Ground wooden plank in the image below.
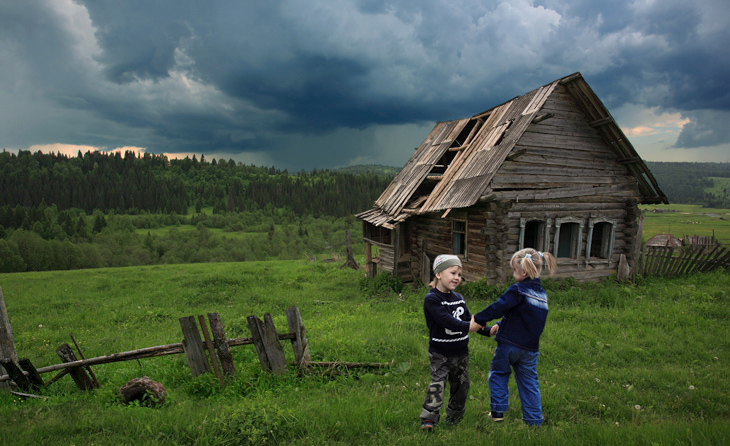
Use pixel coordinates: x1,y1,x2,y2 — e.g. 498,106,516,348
286,305,310,367
198,315,225,386
247,316,271,372
208,313,236,377
56,343,96,391
70,333,100,388
18,358,44,390
261,314,288,374
0,359,31,391
179,316,210,377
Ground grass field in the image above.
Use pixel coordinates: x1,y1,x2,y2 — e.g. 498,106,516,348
1,261,729,445
640,204,730,245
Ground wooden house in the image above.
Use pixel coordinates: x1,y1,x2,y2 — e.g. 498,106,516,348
356,72,668,284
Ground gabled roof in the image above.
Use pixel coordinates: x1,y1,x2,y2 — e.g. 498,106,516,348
358,72,668,228
646,233,683,247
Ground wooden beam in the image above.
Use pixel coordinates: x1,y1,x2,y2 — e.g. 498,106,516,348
589,116,614,127
532,113,554,124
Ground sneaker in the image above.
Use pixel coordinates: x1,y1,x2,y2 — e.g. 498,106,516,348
489,411,504,422
420,419,435,431
444,415,462,426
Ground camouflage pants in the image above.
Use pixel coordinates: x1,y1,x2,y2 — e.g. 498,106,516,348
420,352,470,423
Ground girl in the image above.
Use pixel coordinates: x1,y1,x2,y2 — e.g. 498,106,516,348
473,248,557,426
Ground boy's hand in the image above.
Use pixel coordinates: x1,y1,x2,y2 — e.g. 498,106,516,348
489,324,499,336
469,315,484,332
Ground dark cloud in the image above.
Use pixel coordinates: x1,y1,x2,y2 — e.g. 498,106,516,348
1,0,729,169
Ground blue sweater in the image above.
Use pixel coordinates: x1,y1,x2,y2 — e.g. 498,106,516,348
423,288,473,356
473,278,549,352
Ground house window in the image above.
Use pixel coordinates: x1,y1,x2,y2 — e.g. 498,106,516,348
519,218,550,252
453,220,466,255
553,218,583,260
587,219,616,261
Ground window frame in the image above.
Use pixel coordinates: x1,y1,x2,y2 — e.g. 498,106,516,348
452,219,467,257
553,217,584,262
585,218,616,264
519,217,551,252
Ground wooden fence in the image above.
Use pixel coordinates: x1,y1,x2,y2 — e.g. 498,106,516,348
637,245,730,277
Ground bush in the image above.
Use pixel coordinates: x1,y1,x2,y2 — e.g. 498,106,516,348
359,272,404,296
456,278,504,302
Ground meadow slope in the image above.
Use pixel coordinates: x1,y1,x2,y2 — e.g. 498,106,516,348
1,261,729,445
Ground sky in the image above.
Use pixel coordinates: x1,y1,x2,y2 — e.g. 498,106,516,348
1,0,729,171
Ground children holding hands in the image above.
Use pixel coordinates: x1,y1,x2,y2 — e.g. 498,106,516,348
419,248,557,431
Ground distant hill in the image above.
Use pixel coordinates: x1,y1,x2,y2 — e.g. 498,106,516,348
645,161,730,207
334,164,399,177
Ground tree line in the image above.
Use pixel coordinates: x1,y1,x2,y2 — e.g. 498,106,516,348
646,161,730,208
0,150,391,217
0,150,394,273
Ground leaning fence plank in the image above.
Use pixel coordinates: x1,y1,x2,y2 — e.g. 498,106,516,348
261,313,288,374
247,316,272,372
179,316,210,377
0,359,31,391
18,358,43,390
198,315,225,386
698,246,722,272
286,305,310,366
208,313,236,377
56,343,96,391
657,247,674,275
682,246,706,275
70,333,100,388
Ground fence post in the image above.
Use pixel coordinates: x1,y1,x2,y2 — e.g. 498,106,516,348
0,286,18,390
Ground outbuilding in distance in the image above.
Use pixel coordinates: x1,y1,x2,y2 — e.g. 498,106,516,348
357,72,668,285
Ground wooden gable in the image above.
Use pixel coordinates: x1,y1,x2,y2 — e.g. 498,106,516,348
358,72,667,229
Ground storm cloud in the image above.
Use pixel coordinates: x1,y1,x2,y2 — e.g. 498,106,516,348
1,0,728,169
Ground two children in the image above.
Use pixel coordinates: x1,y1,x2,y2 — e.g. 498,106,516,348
419,248,557,429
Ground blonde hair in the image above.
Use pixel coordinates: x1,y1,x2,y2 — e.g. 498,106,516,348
510,248,557,279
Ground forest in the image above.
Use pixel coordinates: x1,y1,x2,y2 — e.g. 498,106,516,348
0,149,728,273
0,150,392,273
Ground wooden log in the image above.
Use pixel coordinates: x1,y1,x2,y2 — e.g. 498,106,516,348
207,313,236,377
0,359,31,391
18,358,44,390
198,315,225,386
179,316,210,377
286,305,310,367
56,343,96,391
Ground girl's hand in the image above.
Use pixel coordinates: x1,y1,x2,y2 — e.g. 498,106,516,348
490,324,499,336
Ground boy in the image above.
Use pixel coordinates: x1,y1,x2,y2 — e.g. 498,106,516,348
419,254,484,431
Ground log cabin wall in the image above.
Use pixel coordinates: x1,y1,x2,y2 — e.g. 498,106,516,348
486,82,644,282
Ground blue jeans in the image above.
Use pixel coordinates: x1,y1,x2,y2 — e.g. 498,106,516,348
489,342,543,426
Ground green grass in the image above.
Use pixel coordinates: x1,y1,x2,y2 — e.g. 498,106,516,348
706,177,730,197
641,204,730,244
1,262,729,445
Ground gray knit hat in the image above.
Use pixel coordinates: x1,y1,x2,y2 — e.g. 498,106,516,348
433,254,462,274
